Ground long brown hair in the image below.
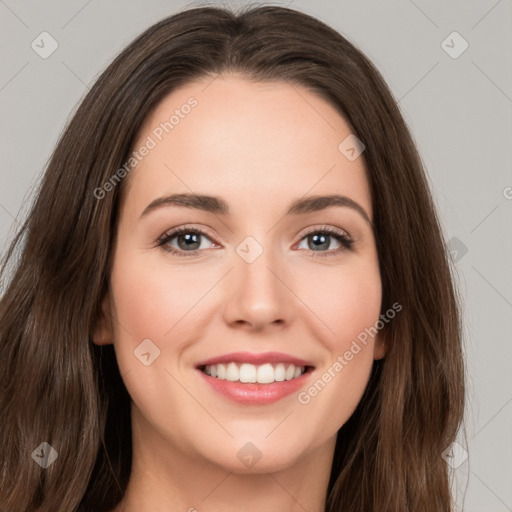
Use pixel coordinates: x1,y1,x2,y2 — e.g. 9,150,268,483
0,5,465,511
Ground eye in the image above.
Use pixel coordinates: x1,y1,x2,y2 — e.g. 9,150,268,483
157,224,354,257
296,225,354,257
157,225,218,256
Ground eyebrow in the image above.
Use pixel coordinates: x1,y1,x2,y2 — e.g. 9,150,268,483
140,193,372,226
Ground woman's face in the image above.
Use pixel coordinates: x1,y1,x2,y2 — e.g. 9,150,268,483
96,74,384,473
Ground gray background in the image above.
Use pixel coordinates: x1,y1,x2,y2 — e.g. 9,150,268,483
0,0,511,510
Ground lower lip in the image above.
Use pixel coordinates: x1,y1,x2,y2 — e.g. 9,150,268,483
197,368,313,405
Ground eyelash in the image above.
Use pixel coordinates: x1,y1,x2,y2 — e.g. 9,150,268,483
157,224,354,258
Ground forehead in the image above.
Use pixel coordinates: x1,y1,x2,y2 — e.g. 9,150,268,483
123,74,372,219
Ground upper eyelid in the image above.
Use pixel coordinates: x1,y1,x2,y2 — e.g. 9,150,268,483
297,224,350,239
159,224,218,243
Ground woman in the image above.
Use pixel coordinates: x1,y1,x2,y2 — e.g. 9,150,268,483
0,5,465,511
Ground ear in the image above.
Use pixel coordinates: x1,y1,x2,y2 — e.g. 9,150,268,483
92,292,114,346
373,332,387,360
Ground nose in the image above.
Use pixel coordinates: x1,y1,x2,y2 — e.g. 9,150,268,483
222,242,295,332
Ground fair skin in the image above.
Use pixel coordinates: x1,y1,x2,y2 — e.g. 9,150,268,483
95,73,385,512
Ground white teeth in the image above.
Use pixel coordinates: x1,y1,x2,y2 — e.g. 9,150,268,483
239,363,256,383
202,362,307,384
226,362,239,381
257,363,274,384
274,363,286,382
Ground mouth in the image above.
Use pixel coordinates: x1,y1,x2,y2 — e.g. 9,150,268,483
195,351,315,405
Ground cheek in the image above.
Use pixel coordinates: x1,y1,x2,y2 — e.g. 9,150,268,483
296,259,382,348
340,273,381,343
292,261,381,426
107,249,187,388
109,250,203,346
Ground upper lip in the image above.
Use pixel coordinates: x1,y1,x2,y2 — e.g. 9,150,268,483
195,351,314,368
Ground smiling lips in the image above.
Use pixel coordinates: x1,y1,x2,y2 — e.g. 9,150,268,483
196,351,315,405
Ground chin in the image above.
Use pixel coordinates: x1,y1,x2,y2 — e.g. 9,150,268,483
192,430,316,474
